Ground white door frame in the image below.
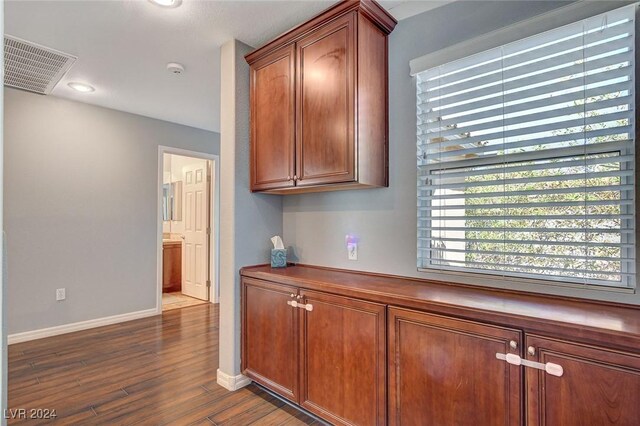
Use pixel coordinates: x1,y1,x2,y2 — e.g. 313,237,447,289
157,146,220,313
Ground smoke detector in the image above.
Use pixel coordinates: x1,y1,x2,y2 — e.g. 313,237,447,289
167,62,185,75
4,35,77,95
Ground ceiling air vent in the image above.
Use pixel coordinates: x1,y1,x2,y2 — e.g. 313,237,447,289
4,35,77,95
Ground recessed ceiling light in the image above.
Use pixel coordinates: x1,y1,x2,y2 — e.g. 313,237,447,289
68,82,95,93
149,0,182,8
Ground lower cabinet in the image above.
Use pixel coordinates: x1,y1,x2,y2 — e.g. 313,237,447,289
242,278,299,402
525,335,640,426
162,241,182,293
388,307,640,426
388,307,523,426
242,277,640,426
299,290,386,425
242,279,386,426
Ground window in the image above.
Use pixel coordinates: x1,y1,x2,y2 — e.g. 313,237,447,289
417,5,637,289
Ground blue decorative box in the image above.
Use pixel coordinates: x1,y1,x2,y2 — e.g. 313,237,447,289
271,249,287,268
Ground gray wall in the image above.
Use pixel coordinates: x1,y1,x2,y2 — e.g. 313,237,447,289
4,88,220,334
283,1,640,305
218,39,283,378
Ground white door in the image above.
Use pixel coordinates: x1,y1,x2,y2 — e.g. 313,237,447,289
182,161,209,301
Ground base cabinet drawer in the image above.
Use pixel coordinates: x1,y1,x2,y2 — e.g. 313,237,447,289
388,307,523,426
526,335,640,426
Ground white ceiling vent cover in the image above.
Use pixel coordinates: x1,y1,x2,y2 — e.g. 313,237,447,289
4,35,77,95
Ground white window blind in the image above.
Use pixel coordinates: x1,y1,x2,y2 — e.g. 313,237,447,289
417,5,637,289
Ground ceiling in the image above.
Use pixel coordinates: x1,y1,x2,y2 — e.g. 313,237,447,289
5,1,450,132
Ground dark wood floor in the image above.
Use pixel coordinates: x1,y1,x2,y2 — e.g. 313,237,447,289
8,304,318,425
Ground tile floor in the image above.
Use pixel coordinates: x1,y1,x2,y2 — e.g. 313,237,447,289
162,291,208,311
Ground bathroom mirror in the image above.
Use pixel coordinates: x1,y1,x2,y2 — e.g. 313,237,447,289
162,184,171,221
171,181,182,221
162,181,183,221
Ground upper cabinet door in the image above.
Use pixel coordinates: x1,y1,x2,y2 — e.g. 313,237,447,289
250,44,296,191
296,13,356,186
526,335,640,426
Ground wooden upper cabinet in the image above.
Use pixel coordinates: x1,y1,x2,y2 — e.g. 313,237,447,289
241,278,299,402
526,335,640,426
246,0,396,194
296,13,355,186
388,307,523,426
250,45,296,191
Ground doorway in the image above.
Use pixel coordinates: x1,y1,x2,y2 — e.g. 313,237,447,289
157,147,219,312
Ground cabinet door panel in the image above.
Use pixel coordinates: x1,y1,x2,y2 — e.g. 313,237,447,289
526,335,640,426
250,44,295,191
162,243,181,292
242,278,298,402
299,290,385,425
388,307,523,426
296,13,356,186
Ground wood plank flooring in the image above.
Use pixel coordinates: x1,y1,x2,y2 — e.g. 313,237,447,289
8,304,318,425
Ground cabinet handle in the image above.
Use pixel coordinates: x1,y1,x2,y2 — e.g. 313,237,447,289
509,340,518,350
290,293,296,298
286,300,313,311
496,352,563,377
527,346,536,356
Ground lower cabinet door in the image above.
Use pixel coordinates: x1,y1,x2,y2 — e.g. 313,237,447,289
242,278,299,402
299,290,386,425
526,335,640,426
388,307,523,426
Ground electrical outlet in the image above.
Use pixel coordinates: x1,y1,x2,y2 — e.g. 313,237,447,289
56,288,66,301
347,242,358,260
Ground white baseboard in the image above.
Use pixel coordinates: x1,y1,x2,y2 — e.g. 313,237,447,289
217,368,251,391
8,308,158,345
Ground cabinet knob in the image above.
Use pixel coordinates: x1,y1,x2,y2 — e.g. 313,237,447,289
296,295,302,300
527,346,536,356
509,340,518,350
293,175,298,181
287,175,291,181
290,293,295,298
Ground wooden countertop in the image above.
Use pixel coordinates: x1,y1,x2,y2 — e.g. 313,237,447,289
241,264,640,353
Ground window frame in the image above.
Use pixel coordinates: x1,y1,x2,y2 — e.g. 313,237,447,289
415,7,639,293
